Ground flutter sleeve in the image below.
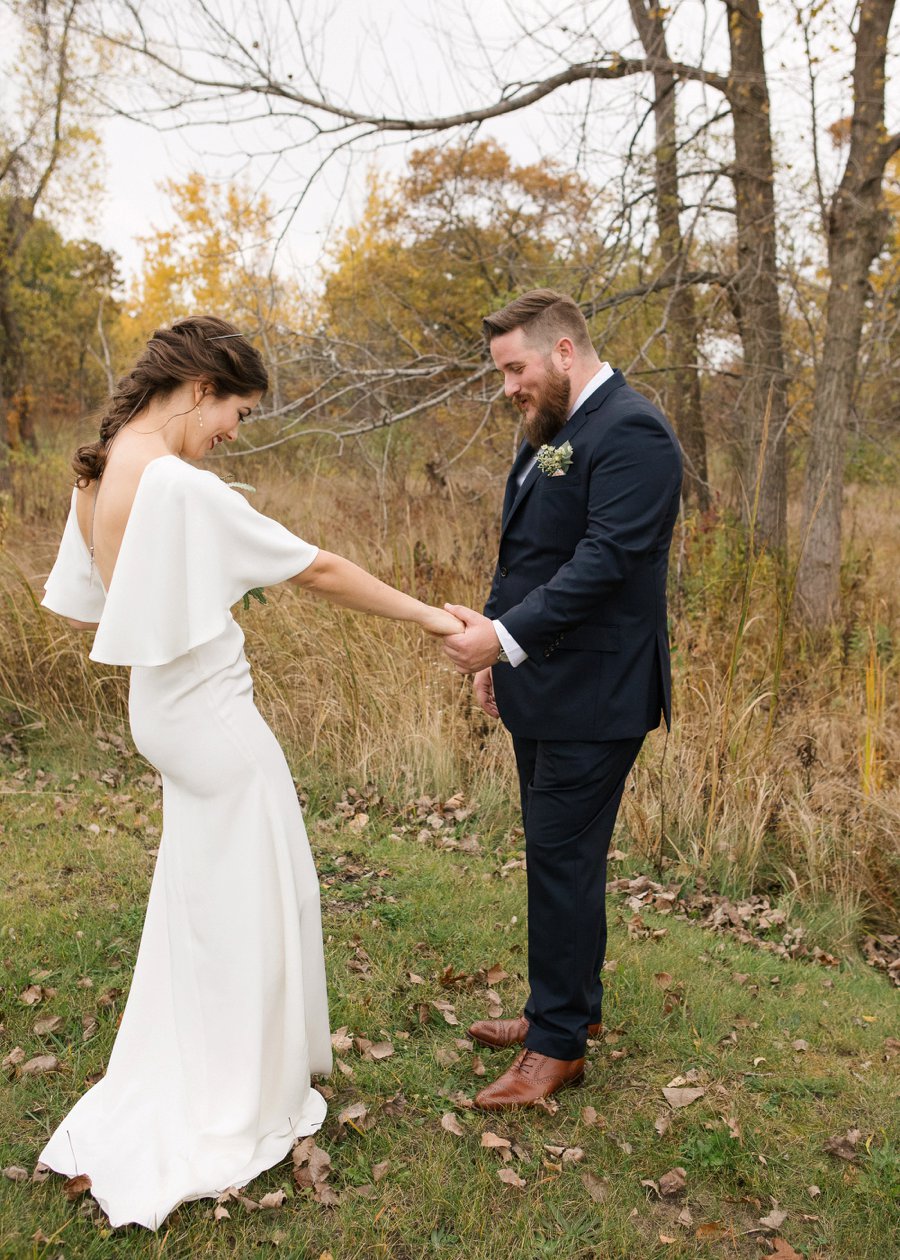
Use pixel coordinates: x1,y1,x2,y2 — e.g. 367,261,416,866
89,458,318,667
41,490,107,624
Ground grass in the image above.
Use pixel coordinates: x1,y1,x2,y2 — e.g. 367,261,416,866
1,734,898,1259
3,448,900,953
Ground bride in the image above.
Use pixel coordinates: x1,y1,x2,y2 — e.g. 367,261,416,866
39,315,461,1229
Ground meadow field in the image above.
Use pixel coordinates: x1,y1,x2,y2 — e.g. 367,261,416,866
1,439,898,1258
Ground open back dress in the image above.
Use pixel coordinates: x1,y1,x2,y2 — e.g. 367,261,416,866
38,454,332,1229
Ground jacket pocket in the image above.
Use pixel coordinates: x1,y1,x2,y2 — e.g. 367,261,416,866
557,623,621,652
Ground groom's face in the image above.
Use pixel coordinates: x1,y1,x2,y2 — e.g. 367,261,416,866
490,327,572,449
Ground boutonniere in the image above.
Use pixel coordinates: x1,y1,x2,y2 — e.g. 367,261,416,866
535,440,574,477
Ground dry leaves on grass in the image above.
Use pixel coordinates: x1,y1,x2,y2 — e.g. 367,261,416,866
440,1112,465,1137
662,1086,705,1110
770,1241,804,1259
824,1129,864,1161
759,1207,787,1230
581,1171,608,1202
63,1174,92,1201
497,1168,526,1189
20,1055,60,1077
292,1137,338,1206
337,1101,373,1133
658,1167,687,1197
33,1015,63,1036
3,1166,28,1182
330,1027,353,1053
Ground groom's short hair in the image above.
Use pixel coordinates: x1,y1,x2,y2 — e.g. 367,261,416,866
483,290,593,355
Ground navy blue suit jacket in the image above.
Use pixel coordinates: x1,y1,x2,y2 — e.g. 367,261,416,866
484,370,683,741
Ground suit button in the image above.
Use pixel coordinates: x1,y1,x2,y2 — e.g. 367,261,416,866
499,566,509,578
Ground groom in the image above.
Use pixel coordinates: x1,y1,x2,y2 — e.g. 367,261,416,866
442,290,683,1109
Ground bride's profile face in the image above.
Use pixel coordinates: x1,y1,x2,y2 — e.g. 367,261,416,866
190,389,263,459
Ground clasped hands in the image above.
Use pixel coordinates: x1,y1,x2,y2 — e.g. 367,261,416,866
423,603,501,720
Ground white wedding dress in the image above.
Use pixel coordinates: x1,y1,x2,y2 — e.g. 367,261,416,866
39,455,332,1229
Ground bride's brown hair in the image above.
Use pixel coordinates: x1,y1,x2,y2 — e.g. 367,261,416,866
73,316,268,486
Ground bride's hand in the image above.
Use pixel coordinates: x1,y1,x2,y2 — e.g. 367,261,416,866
420,606,465,637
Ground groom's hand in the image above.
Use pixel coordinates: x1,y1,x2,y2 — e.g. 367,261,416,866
441,604,501,674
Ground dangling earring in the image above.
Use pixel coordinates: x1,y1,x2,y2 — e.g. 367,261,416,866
196,405,203,429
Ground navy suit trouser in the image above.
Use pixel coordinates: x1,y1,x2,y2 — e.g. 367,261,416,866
512,734,644,1061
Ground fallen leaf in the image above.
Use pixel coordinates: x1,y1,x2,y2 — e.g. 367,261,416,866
259,1189,286,1209
824,1129,862,1161
760,1207,787,1229
63,1173,92,1201
486,965,509,985
330,1027,353,1053
654,1114,671,1137
658,1167,687,1196
581,1106,599,1126
367,1041,394,1061
654,972,674,988
440,1112,465,1136
434,1045,460,1068
18,985,44,1006
1,1047,24,1069
372,1161,389,1182
2,1166,28,1182
562,1147,585,1164
807,1184,821,1198
582,1171,608,1202
33,1016,63,1036
214,1204,230,1221
82,1015,99,1041
31,1163,50,1183
663,1086,705,1110
472,1055,486,1077
481,1131,512,1150
335,1058,354,1077
313,1183,341,1206
791,1039,809,1052
431,1000,459,1026
677,1206,693,1228
770,1241,803,1260
20,1055,60,1077
337,1101,369,1129
407,972,425,985
695,1222,724,1240
497,1168,526,1189
659,1236,677,1245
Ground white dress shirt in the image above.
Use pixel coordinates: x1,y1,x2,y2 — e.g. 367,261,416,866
493,363,613,667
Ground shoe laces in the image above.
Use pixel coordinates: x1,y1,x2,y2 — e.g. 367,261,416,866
516,1050,542,1078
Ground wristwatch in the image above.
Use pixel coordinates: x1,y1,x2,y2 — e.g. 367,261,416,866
496,645,510,663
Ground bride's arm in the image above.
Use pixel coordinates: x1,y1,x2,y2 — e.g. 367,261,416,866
291,550,463,635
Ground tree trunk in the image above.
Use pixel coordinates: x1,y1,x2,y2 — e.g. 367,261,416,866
629,0,709,511
724,0,788,552
796,0,896,625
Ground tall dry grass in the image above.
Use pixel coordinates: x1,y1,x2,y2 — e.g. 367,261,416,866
1,444,898,947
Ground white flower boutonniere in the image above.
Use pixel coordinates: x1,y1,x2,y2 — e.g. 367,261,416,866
535,440,574,477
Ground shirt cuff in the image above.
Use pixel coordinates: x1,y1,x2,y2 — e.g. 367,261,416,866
493,619,528,668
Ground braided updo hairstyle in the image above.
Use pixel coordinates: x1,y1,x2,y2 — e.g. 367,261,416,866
73,316,268,487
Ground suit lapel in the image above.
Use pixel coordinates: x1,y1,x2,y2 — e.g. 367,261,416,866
500,370,627,538
501,441,534,528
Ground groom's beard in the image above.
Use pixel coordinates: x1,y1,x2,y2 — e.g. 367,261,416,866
520,363,571,449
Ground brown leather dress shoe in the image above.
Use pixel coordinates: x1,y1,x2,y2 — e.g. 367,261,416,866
474,1048,585,1110
468,1016,602,1049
